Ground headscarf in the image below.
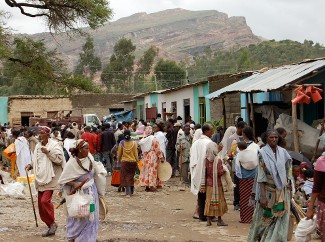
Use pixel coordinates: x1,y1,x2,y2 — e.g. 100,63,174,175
76,138,86,147
70,139,88,157
139,127,154,153
314,155,325,172
39,126,51,134
144,126,153,137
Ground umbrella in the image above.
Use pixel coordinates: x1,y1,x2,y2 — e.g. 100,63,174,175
287,150,311,166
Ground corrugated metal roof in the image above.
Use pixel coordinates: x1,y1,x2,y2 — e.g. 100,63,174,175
133,80,208,98
207,58,325,100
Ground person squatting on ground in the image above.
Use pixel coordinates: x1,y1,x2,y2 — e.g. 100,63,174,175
26,126,65,237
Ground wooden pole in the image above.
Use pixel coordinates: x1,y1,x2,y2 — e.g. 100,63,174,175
292,90,300,152
245,93,250,126
222,97,226,131
249,92,256,138
179,143,183,181
25,169,38,227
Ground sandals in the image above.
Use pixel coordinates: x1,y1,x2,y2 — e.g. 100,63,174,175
217,221,228,226
42,223,57,237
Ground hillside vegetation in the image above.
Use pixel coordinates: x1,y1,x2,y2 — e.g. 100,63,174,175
188,39,325,82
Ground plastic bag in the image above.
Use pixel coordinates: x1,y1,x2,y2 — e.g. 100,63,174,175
0,182,25,198
94,161,107,196
295,216,317,242
66,190,92,218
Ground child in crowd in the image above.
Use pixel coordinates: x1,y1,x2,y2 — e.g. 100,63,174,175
237,141,247,152
301,169,314,199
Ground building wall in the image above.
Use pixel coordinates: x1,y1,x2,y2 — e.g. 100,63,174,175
71,93,131,119
207,73,253,126
141,85,208,124
7,93,134,126
209,94,241,126
8,96,72,125
0,97,8,125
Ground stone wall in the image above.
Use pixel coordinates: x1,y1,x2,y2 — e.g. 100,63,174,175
209,94,241,126
7,93,134,126
8,96,72,125
71,93,132,118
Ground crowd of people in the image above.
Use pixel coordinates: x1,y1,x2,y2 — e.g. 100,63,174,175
1,112,325,242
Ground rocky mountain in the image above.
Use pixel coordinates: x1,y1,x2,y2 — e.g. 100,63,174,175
29,8,263,69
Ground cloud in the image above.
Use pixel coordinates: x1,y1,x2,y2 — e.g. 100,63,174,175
2,0,325,44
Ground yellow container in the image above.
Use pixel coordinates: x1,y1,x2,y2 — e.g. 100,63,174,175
16,174,35,183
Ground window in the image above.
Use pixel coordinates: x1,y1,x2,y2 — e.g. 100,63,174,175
171,101,177,113
199,97,206,124
162,102,166,120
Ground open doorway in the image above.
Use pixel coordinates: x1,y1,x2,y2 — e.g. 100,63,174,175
21,112,33,127
183,99,190,122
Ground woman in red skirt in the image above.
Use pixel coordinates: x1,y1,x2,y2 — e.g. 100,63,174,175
235,126,260,223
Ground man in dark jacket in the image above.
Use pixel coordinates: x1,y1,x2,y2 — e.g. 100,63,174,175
166,119,177,176
101,123,116,175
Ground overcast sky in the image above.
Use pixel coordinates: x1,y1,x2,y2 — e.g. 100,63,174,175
2,0,324,44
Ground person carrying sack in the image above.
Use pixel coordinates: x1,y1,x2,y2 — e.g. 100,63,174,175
58,139,107,242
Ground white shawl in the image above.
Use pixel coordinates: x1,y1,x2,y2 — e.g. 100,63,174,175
154,131,167,157
236,142,260,170
15,136,31,177
190,135,212,195
33,139,62,185
58,154,95,186
139,135,154,153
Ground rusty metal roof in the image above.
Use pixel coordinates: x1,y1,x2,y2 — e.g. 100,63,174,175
207,58,325,100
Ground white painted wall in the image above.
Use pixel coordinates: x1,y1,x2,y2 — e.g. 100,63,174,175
143,85,204,123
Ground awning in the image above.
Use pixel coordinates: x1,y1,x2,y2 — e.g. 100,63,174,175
207,58,325,100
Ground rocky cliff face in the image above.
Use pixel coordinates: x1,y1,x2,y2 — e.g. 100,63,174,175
29,9,262,69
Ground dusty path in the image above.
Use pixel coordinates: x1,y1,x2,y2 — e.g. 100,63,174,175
0,178,317,242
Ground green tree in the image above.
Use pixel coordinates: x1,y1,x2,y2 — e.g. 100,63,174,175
4,0,113,32
154,59,186,89
101,38,136,93
1,37,98,95
75,35,102,77
134,46,158,92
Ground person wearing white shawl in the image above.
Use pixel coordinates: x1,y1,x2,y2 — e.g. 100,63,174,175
26,126,65,237
12,130,31,177
190,124,214,221
248,130,292,242
235,126,260,224
58,139,106,242
153,123,167,158
204,141,228,226
139,126,164,192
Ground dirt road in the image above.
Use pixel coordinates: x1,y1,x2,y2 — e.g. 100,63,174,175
0,178,316,242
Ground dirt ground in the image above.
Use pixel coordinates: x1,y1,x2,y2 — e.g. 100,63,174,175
0,178,318,242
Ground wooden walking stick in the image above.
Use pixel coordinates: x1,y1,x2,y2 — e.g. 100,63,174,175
179,143,183,181
25,168,38,227
311,117,325,164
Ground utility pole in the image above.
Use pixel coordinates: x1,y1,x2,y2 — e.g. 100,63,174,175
154,74,158,91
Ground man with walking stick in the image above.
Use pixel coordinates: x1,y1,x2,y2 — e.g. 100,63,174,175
26,126,65,237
